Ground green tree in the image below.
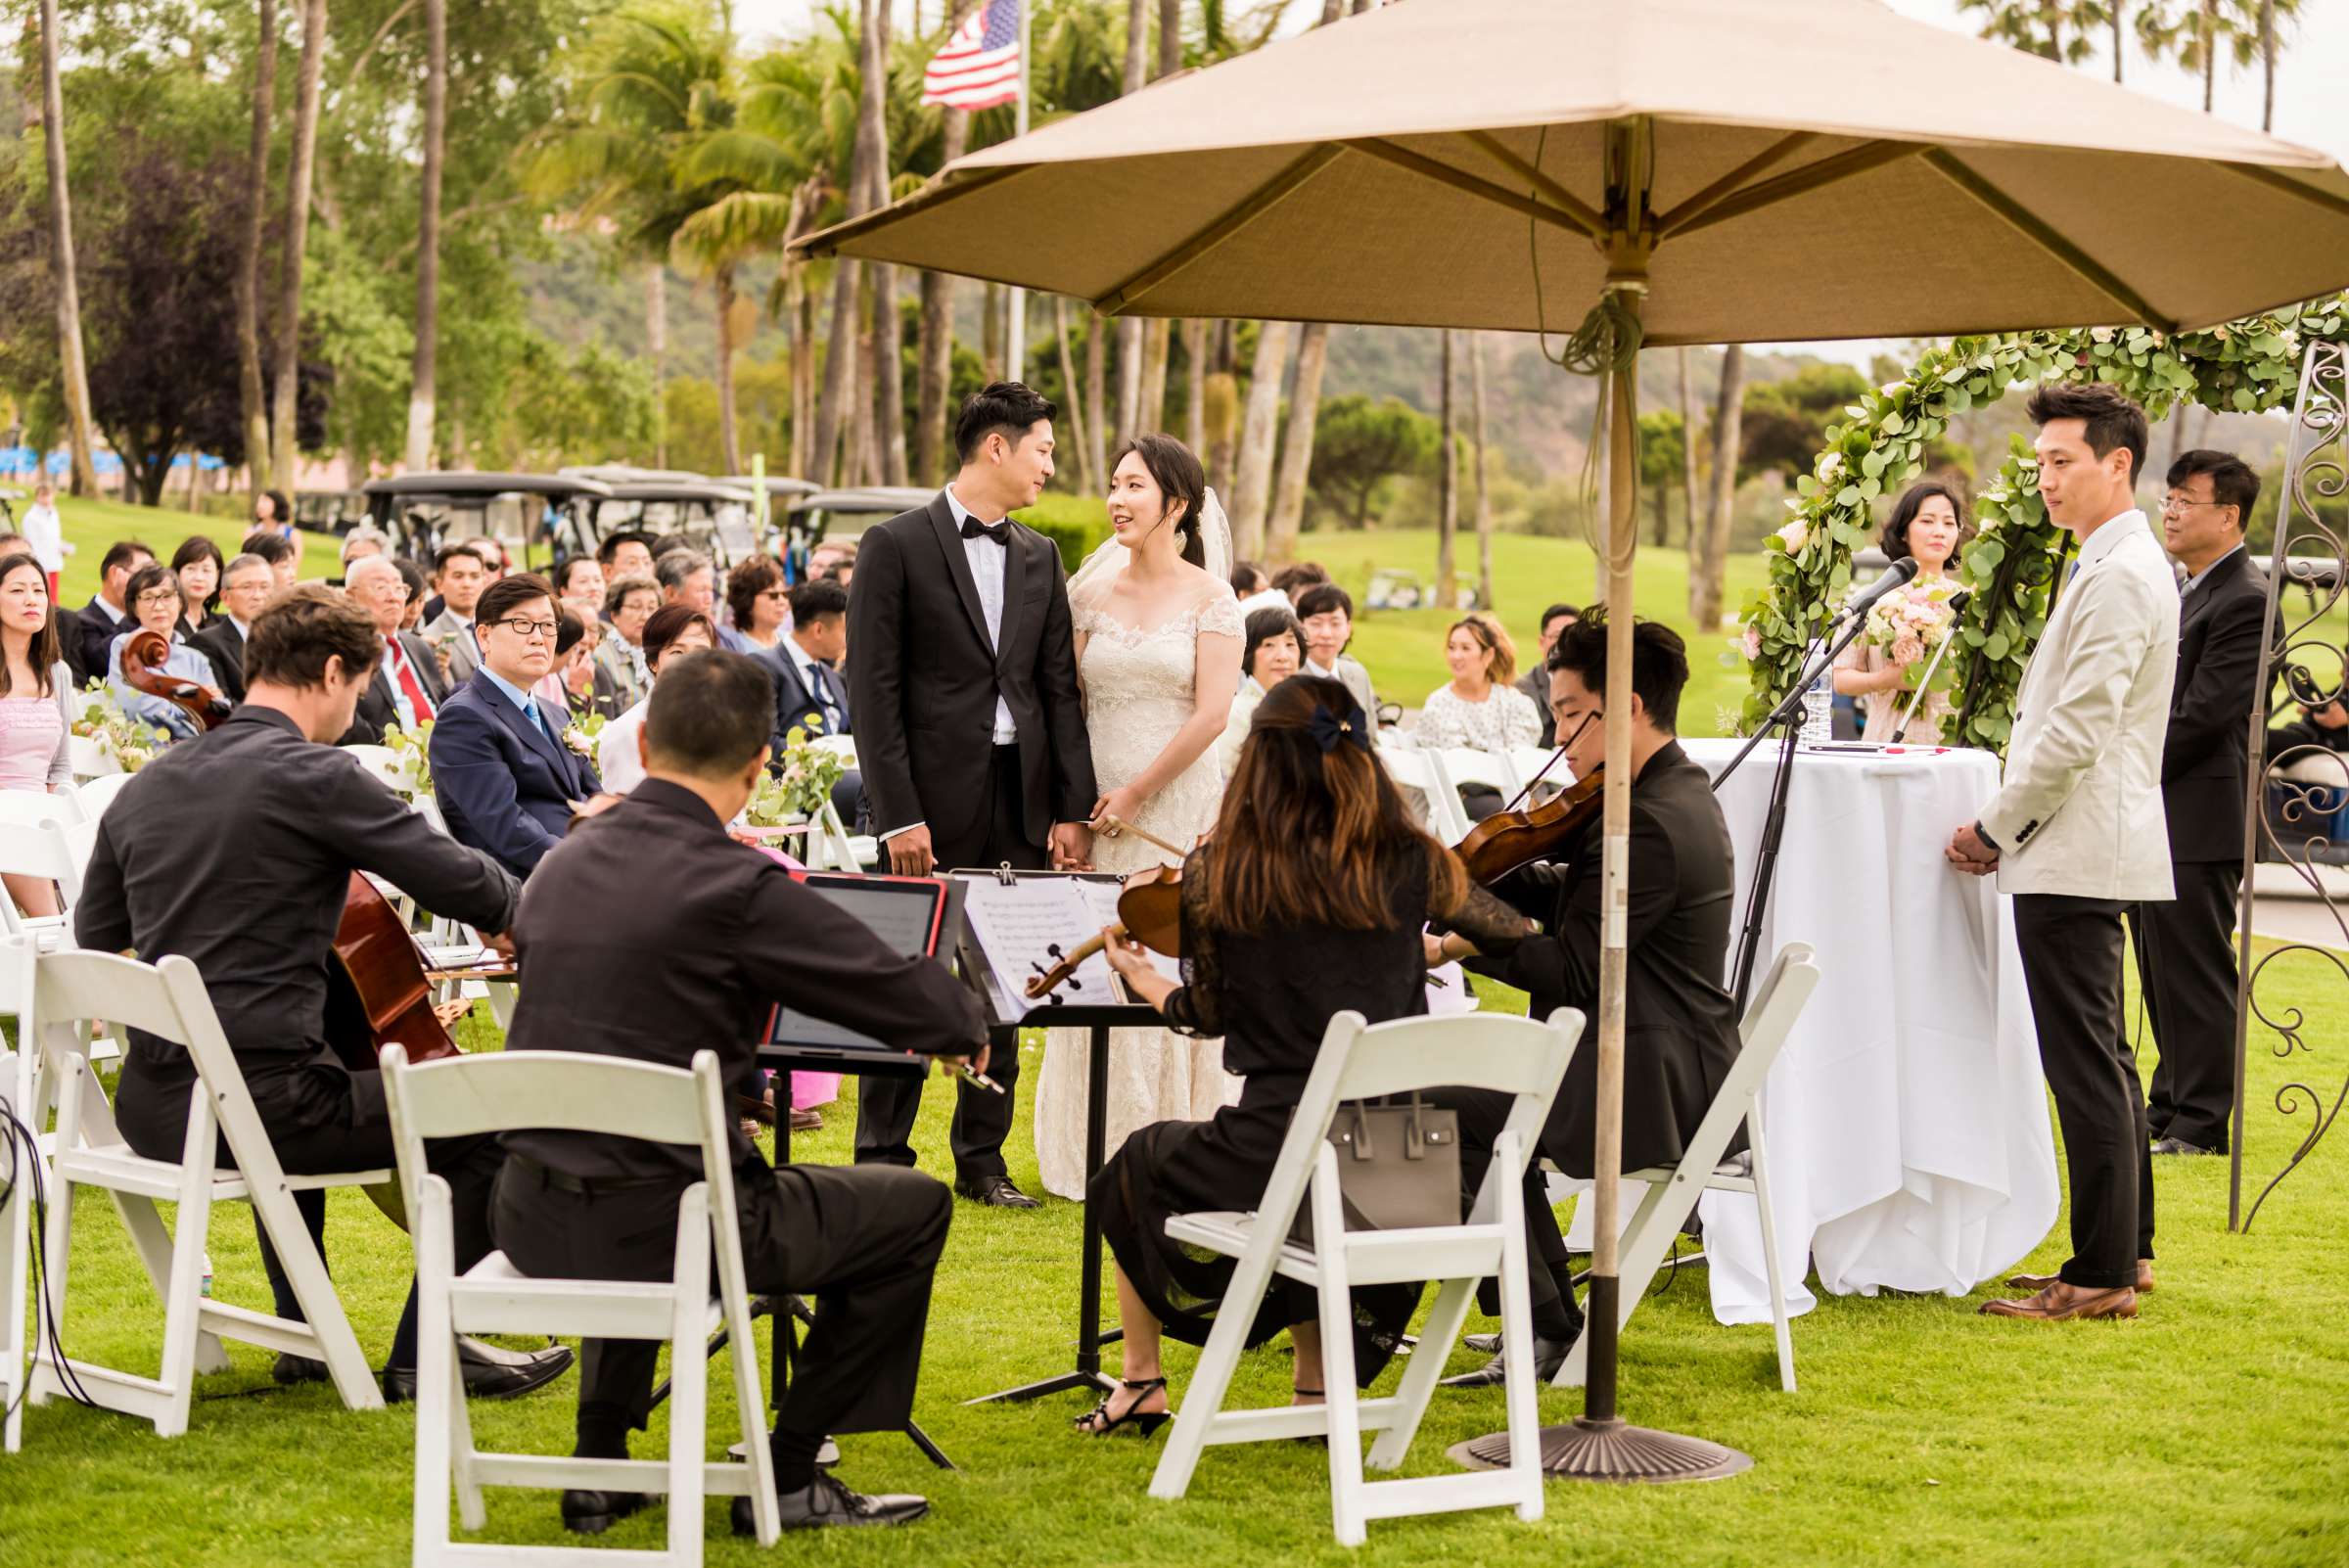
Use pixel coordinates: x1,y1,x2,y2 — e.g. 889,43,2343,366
1736,363,1869,483
1635,407,1686,547
1306,394,1438,531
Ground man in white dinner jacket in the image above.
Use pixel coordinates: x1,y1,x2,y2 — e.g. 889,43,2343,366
1948,383,2177,1324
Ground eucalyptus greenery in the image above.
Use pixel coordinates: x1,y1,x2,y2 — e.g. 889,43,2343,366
1737,295,2349,751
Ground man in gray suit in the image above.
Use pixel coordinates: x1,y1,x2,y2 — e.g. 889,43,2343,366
424,543,488,686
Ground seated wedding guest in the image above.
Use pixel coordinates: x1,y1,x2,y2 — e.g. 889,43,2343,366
553,555,605,618
336,554,447,745
806,536,856,587
596,575,660,710
191,551,275,704
1229,561,1290,620
424,543,490,684
1430,613,1739,1386
1415,613,1543,820
1272,561,1330,605
1216,605,1302,776
78,583,568,1402
1834,481,1970,742
496,648,981,1534
595,528,658,588
1518,603,1580,746
394,555,431,631
170,535,225,636
727,555,791,653
598,605,714,795
555,611,624,722
75,538,154,684
240,527,299,590
1082,675,1534,1436
658,548,719,624
429,573,612,877
0,552,76,917
759,578,859,825
339,526,390,576
108,564,222,743
1295,582,1380,720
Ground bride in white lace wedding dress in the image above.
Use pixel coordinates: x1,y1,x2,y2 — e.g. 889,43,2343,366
1034,436,1245,1200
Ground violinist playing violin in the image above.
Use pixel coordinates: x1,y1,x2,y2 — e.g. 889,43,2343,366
1427,614,1741,1389
1079,675,1535,1439
76,585,574,1404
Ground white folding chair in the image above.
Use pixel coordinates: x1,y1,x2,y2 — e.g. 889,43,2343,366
1551,943,1820,1395
27,950,388,1435
1437,747,1522,803
1508,748,1571,802
0,790,85,830
0,936,39,1452
1374,742,1472,844
342,744,412,796
0,820,84,942
70,771,134,819
67,736,118,782
1150,1007,1586,1546
382,1045,778,1565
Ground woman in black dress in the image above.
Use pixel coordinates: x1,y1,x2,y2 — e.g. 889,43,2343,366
1081,675,1532,1436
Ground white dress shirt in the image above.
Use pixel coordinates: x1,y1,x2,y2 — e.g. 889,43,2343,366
782,635,845,734
943,484,1019,744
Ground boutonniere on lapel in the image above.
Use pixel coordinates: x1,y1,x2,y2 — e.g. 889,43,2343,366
561,724,596,760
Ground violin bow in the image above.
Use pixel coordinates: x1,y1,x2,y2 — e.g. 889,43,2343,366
1497,711,1598,813
1094,814,1187,859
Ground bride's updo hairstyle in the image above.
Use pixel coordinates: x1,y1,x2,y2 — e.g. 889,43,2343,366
1203,674,1467,934
1116,434,1209,570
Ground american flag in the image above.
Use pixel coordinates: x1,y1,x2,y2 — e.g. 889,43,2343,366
923,0,1023,112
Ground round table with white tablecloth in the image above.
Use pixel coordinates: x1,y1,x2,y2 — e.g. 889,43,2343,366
1655,738,2058,1323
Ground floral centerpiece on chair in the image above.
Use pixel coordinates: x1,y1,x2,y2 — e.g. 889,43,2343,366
743,720,844,830
70,691,158,773
381,721,437,798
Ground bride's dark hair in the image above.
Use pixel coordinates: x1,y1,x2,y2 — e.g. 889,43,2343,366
1116,434,1208,570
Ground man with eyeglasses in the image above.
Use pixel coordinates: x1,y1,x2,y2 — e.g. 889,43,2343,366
2132,450,2270,1161
430,573,619,875
191,552,277,703
336,555,450,745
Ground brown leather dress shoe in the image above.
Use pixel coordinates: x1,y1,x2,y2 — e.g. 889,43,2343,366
1979,1280,2138,1320
2007,1261,2153,1293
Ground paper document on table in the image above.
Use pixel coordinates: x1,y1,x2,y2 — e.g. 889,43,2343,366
957,875,1121,1020
1074,879,1182,986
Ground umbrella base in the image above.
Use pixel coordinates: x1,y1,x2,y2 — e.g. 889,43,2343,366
1448,1416,1753,1483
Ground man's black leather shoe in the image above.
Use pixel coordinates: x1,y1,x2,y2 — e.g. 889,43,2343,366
1438,1333,1575,1389
2151,1135,2218,1156
272,1352,329,1385
953,1175,1040,1209
1460,1332,1500,1356
731,1473,929,1533
562,1489,651,1535
382,1341,575,1404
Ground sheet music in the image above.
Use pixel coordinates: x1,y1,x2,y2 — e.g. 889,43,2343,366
1075,880,1182,986
957,876,1121,1020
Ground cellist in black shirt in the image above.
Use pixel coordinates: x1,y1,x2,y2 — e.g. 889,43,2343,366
493,649,987,1536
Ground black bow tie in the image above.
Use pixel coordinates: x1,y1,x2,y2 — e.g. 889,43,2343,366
960,516,1010,546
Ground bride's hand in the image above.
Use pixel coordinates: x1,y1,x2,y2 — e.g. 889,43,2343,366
1090,787,1145,838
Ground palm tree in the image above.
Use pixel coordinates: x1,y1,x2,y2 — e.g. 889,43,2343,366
2138,0,2260,112
1112,0,1147,441
403,0,448,472
1435,329,1456,608
1227,320,1290,558
1958,0,2099,64
236,0,278,489
1689,345,1745,630
270,0,327,494
36,0,100,496
1470,333,1494,612
914,2,973,485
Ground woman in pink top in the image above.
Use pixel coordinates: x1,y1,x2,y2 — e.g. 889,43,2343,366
0,552,76,917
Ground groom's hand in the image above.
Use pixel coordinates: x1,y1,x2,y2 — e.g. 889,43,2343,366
1050,821,1093,871
887,824,937,877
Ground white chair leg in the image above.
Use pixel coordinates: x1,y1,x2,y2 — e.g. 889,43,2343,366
1745,1119,1797,1394
1554,1172,1678,1389
250,1180,381,1412
1364,1275,1473,1471
154,1157,217,1439
667,1193,713,1568
720,1267,778,1545
1149,1246,1273,1503
412,1186,456,1560
1312,1155,1367,1549
1494,1167,1544,1523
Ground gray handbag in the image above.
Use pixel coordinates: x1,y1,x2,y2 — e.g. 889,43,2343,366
1289,1095,1461,1244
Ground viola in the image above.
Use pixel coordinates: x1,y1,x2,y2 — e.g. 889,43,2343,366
118,629,234,732
1024,862,1184,1001
1452,757,1606,886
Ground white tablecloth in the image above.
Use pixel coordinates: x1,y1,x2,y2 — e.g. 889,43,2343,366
1624,739,2058,1323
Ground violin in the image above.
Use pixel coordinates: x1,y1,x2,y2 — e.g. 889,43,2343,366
1024,862,1185,1001
1452,755,1606,886
118,629,234,732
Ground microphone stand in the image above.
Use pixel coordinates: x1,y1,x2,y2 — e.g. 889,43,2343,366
1892,620,1964,737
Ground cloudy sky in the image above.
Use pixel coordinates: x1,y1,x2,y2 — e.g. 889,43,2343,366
732,0,2349,366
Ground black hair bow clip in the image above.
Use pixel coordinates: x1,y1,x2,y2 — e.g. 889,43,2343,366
1307,701,1373,755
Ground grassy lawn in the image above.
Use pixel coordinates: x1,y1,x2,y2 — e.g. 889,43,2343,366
28,493,345,605
6,941,2347,1567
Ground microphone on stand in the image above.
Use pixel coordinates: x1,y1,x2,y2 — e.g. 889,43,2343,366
1838,555,1921,623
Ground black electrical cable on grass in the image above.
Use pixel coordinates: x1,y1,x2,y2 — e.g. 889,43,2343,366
2,1087,103,1415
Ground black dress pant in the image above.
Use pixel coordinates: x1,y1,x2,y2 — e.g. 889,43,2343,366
2133,860,2242,1152
856,744,1039,1184
492,1160,951,1441
1427,1085,1584,1342
114,1052,502,1365
2012,895,2154,1287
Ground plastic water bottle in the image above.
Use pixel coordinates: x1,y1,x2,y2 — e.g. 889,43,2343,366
199,1252,213,1299
1799,670,1833,748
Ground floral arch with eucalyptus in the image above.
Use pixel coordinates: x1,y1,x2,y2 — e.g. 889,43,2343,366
1735,297,2349,749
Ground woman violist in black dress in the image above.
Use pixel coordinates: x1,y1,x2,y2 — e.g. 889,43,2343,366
1081,674,1534,1436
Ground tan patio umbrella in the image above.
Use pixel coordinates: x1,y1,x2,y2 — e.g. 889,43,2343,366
800,0,2349,1480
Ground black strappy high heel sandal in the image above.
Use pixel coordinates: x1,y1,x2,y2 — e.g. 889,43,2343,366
1289,1387,1326,1446
1075,1376,1171,1438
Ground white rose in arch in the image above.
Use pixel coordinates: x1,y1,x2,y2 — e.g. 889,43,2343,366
1775,519,1811,554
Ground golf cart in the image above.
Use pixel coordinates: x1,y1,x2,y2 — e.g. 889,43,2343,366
362,472,617,566
1363,568,1478,613
786,486,934,578
582,480,763,569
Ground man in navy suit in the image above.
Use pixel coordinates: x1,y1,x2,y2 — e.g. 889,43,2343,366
430,573,616,876
758,577,862,828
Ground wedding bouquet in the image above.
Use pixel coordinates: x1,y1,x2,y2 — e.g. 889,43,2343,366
743,720,845,828
1861,577,1963,688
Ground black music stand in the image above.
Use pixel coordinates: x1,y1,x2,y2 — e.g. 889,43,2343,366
951,871,1160,1406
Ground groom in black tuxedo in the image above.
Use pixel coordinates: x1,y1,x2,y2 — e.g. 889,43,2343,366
848,382,1097,1208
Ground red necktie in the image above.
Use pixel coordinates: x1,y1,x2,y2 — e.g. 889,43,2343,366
392,642,436,723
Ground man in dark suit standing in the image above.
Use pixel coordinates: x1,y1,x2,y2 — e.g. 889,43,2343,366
847,383,1097,1209
2137,450,2270,1158
495,651,984,1533
759,576,861,827
189,551,276,704
1433,615,1740,1385
73,538,154,684
338,555,452,745
429,573,615,876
